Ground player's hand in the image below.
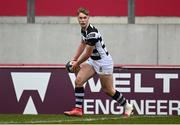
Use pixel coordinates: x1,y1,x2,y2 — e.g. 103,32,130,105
72,61,80,72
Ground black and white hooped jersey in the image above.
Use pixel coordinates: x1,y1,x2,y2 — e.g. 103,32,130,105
81,24,109,60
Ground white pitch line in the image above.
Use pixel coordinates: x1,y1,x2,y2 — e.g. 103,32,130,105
27,117,121,123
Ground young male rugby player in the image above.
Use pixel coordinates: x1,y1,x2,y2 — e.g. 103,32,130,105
64,7,133,118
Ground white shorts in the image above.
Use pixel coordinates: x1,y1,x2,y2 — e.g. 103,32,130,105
86,55,114,75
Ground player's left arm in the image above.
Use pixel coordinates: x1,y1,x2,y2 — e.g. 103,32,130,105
72,44,94,71
72,32,97,70
77,45,94,65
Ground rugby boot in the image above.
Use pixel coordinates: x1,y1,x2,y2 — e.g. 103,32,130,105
64,108,83,117
123,103,134,118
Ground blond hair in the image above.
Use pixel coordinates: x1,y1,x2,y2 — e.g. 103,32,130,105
77,7,89,16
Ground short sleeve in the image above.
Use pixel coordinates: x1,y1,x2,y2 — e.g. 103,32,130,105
86,32,99,46
81,34,85,41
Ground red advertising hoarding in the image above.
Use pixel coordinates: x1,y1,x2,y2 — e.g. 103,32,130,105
0,0,180,16
0,64,179,115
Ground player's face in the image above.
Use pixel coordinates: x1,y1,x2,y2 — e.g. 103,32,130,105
78,12,89,30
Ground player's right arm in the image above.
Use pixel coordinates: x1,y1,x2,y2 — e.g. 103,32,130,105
72,41,86,61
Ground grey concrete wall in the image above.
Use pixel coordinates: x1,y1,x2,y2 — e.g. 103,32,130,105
1,16,180,24
0,24,179,65
158,25,180,65
96,24,157,64
0,24,80,64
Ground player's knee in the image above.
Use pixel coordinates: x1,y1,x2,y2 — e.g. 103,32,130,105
75,77,84,87
102,88,114,97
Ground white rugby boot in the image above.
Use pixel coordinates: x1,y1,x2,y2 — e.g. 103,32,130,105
123,102,134,118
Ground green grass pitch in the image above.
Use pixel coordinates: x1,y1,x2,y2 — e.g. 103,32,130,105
0,114,179,124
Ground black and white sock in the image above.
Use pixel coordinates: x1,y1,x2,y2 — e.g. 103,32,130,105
75,87,84,109
112,90,126,106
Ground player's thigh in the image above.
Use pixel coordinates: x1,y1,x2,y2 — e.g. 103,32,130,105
75,63,95,86
99,74,115,96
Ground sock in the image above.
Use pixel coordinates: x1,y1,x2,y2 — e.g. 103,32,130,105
75,87,84,109
112,90,126,106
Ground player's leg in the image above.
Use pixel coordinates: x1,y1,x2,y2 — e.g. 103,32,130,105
99,74,115,96
73,63,95,111
64,62,95,116
99,74,133,117
75,63,95,87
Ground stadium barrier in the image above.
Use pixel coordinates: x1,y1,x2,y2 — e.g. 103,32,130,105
0,64,179,115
